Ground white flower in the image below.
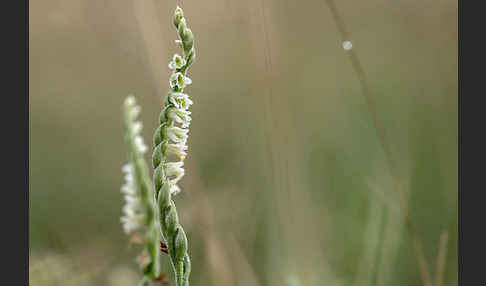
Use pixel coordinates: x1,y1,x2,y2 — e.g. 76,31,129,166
121,165,136,195
166,143,188,159
169,73,179,89
168,95,180,108
121,184,135,195
168,93,193,111
169,72,192,89
121,209,145,235
171,176,184,186
121,164,135,193
127,106,141,121
167,108,191,128
125,99,141,120
125,96,136,106
134,135,147,154
184,76,192,85
166,126,189,143
168,54,186,70
124,98,147,154
172,92,193,110
122,163,133,174
165,161,185,184
170,184,181,196
132,121,143,135
120,163,145,235
122,163,135,184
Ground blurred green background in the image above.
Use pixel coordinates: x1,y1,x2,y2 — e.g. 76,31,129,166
29,0,457,285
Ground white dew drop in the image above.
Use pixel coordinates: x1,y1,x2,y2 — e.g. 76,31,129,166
343,40,353,51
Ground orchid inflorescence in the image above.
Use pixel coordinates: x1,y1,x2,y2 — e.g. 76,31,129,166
121,96,161,285
151,6,195,286
120,6,195,286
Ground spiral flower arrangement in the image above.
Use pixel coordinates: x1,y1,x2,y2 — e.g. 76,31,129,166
121,96,161,285
151,6,195,286
120,6,195,286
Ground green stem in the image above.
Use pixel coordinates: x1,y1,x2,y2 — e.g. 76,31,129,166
152,6,195,286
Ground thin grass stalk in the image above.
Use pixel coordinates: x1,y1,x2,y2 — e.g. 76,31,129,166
434,231,449,286
322,1,433,285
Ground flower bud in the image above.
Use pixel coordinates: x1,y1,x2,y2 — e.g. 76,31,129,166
173,6,184,28
153,125,163,148
152,143,165,169
153,165,165,195
165,205,179,235
174,227,188,261
182,29,194,54
158,183,171,210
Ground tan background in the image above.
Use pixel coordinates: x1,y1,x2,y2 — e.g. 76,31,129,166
30,0,457,285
